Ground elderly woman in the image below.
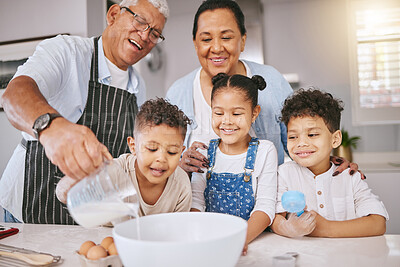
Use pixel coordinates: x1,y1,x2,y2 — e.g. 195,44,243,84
166,0,359,176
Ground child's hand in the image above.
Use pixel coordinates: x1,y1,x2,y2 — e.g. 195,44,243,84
242,243,248,256
279,211,317,238
55,175,79,204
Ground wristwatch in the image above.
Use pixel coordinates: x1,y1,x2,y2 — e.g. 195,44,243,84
32,113,63,140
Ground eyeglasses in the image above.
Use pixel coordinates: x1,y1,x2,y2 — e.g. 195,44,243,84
121,6,165,44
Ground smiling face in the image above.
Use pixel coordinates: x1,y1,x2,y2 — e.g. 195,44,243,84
128,124,185,186
103,0,166,70
193,8,246,80
287,116,342,175
211,88,260,154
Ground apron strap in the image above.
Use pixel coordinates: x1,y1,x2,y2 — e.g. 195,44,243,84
90,36,101,81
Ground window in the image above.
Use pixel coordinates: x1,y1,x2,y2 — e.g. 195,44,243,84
348,0,400,125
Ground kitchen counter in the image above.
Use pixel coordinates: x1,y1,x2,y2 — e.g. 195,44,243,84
353,152,400,173
1,223,400,267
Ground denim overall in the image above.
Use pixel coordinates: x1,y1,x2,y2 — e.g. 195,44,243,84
204,137,259,220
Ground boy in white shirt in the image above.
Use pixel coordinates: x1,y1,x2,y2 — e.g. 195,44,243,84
271,88,388,238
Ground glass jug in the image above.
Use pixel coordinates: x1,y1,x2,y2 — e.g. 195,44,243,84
67,160,139,228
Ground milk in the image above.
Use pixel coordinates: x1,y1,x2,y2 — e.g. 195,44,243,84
70,199,139,228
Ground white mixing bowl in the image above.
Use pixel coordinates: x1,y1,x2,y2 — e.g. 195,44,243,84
113,212,247,267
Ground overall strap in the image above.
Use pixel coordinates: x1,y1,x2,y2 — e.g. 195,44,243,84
243,137,260,182
206,139,220,179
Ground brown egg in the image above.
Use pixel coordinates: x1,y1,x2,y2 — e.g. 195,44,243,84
87,245,108,260
100,236,114,250
78,240,96,256
108,243,118,255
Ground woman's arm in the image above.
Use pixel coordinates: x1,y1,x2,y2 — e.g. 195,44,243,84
309,213,386,237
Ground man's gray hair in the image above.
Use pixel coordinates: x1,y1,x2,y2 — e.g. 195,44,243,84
119,0,169,20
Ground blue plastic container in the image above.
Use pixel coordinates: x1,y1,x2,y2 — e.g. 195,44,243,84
281,190,306,216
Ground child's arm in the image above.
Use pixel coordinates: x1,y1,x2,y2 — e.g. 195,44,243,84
309,171,387,237
243,142,278,254
56,175,79,204
242,211,271,255
190,171,207,212
246,211,271,243
309,213,386,237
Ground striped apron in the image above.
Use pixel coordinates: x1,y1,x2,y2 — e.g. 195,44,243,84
22,37,138,224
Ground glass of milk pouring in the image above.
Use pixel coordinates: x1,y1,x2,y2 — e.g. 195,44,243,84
67,160,139,228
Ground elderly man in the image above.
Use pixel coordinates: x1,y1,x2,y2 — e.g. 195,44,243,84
0,0,168,224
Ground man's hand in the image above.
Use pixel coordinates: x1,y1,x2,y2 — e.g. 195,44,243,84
40,118,112,179
179,141,209,174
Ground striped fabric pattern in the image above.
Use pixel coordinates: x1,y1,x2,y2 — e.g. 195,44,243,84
22,37,138,224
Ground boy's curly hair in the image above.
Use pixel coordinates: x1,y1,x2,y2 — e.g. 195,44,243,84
134,98,191,139
281,88,344,133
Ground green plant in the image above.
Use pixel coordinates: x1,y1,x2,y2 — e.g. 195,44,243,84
340,128,361,149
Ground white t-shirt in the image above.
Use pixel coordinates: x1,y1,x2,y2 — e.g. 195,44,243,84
276,161,389,221
191,140,278,224
105,57,129,92
188,62,255,150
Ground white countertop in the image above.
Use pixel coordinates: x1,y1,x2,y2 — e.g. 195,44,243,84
353,152,400,173
1,223,400,267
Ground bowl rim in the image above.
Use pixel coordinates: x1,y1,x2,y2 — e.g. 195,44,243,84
112,212,247,245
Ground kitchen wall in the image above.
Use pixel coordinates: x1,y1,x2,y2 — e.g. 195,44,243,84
149,0,400,153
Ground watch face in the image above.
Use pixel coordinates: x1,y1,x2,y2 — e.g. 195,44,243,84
34,113,51,131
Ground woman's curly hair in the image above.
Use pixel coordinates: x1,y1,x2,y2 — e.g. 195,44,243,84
134,98,191,139
281,88,344,133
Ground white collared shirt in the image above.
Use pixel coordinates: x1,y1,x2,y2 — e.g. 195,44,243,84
276,161,389,221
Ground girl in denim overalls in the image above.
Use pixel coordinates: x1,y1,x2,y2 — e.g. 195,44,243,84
191,73,278,254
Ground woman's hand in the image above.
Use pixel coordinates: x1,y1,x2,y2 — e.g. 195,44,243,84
330,156,366,179
179,141,209,174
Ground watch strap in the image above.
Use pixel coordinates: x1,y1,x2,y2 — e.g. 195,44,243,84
33,112,62,139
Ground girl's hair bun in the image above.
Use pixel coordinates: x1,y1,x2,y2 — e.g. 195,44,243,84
212,73,229,86
251,75,266,91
